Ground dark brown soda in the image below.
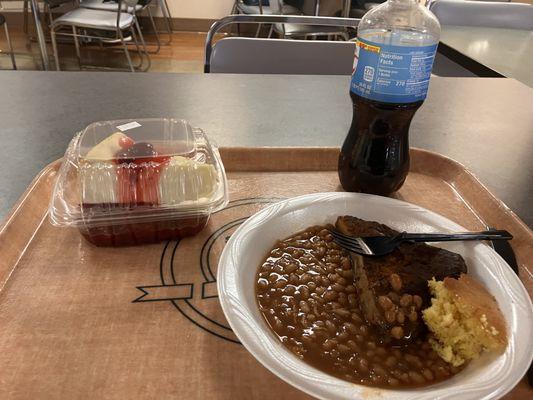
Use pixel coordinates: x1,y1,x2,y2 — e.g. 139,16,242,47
338,92,423,196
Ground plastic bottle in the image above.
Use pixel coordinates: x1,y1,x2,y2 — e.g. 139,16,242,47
339,0,441,195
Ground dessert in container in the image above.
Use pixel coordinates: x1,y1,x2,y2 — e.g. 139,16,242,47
49,118,228,246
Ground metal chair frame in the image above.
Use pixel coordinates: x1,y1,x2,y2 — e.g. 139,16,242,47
80,0,173,52
204,14,359,73
23,0,76,36
233,0,302,37
153,0,173,45
272,0,351,40
20,0,170,60
0,12,16,69
50,0,150,72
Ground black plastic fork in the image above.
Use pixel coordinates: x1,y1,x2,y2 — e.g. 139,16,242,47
329,229,513,257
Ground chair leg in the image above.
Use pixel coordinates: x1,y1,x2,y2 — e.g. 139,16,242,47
51,29,61,71
134,19,151,71
129,22,146,70
146,6,161,53
119,30,135,72
23,0,29,34
255,23,262,38
46,4,54,26
267,24,274,38
130,29,144,69
72,26,82,68
232,2,241,36
234,5,241,36
4,22,17,70
159,0,173,44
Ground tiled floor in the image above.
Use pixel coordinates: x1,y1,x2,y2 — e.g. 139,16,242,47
0,24,212,73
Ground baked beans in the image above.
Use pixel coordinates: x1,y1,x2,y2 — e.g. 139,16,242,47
256,226,461,388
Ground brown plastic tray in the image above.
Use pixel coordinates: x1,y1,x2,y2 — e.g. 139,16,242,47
0,147,531,400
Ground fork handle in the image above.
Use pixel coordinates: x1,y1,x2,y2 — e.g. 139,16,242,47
399,230,513,242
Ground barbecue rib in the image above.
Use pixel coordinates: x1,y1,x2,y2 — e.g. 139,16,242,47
335,216,468,343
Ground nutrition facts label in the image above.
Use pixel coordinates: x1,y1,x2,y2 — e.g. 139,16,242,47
351,38,438,103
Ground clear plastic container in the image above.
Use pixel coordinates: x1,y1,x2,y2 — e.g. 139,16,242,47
49,118,228,246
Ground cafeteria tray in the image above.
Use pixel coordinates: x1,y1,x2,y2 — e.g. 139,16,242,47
0,147,531,400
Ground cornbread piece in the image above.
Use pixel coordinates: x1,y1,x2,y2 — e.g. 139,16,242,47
423,274,507,366
335,216,467,342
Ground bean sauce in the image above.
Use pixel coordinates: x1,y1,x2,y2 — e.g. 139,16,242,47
256,226,462,388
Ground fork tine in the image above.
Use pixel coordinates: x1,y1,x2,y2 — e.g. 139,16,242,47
331,237,359,253
338,242,366,255
330,229,373,255
330,231,364,252
329,229,355,241
332,236,362,252
354,237,373,256
330,230,361,247
329,229,356,244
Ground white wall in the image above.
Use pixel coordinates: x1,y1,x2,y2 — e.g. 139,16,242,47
166,0,235,19
2,0,532,16
164,0,533,17
0,0,236,18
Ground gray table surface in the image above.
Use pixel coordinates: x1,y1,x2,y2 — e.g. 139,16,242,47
0,71,532,226
441,25,533,88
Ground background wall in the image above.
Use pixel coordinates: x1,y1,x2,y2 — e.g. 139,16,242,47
0,0,236,17
165,0,235,19
1,0,532,19
161,0,533,19
162,0,533,16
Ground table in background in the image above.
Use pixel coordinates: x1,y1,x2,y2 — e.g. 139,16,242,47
0,72,532,227
440,25,533,88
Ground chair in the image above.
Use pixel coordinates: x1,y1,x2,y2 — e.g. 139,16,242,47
233,0,302,37
79,0,173,51
23,0,74,33
429,0,533,30
50,0,150,71
272,0,351,40
22,0,80,42
233,0,300,15
204,15,359,74
0,13,16,69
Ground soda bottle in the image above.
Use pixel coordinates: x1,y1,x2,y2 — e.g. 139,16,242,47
338,0,441,195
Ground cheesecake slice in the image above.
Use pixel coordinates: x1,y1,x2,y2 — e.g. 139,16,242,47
80,133,218,207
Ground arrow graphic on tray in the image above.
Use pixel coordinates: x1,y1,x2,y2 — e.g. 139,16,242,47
133,284,193,302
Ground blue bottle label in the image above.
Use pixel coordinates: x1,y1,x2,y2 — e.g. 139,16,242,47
350,38,438,104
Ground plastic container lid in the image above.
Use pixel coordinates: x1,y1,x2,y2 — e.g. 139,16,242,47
49,118,228,228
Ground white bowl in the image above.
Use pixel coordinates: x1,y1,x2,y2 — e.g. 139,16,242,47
217,192,533,400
